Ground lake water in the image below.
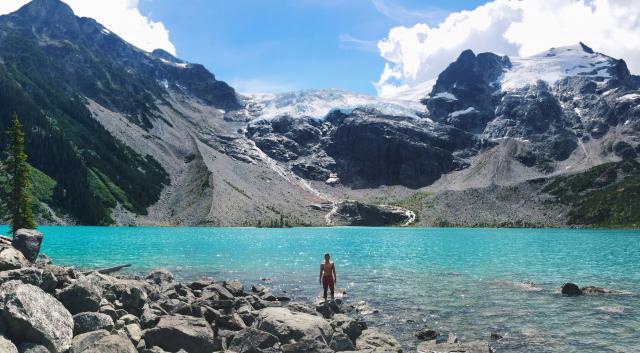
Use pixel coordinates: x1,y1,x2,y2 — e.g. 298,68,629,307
3,226,639,352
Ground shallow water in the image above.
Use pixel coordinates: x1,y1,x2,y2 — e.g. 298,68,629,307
4,226,639,352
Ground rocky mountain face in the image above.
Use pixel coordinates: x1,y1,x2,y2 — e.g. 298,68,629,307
1,0,638,227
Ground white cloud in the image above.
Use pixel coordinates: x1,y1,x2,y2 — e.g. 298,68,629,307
0,0,176,55
376,0,640,98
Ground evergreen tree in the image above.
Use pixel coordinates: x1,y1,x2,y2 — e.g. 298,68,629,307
2,113,36,233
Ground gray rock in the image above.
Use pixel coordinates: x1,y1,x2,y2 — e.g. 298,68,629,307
331,314,363,342
119,314,139,325
119,285,147,315
69,330,110,353
0,267,56,292
216,310,247,331
140,347,188,353
417,340,491,353
140,306,159,329
143,314,220,353
330,332,355,351
0,335,18,353
282,338,333,353
580,286,627,295
70,332,137,353
17,342,50,353
203,283,235,300
0,281,73,353
256,307,332,343
35,254,52,266
561,283,582,296
73,312,114,335
0,246,29,271
124,323,142,344
316,300,341,318
415,329,438,341
286,303,318,316
146,270,174,285
11,229,43,262
228,327,280,353
57,281,102,314
332,201,412,227
223,279,244,296
355,330,401,353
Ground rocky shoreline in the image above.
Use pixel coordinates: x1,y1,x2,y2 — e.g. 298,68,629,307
0,229,500,353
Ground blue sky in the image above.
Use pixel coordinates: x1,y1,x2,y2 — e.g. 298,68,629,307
138,0,486,94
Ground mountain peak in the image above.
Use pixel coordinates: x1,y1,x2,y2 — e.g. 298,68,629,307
14,0,75,21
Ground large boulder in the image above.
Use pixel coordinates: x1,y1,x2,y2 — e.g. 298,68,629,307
11,229,43,262
143,314,220,353
0,267,57,293
73,312,114,335
228,328,280,353
256,307,332,343
57,281,102,314
0,246,29,271
119,285,148,315
331,314,363,342
0,335,18,353
69,331,137,353
223,279,244,296
329,332,355,351
561,283,582,296
0,281,73,353
355,329,402,353
146,269,174,285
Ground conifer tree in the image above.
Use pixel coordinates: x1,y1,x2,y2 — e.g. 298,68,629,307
2,113,36,233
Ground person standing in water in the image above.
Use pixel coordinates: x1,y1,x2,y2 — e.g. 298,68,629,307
319,253,336,300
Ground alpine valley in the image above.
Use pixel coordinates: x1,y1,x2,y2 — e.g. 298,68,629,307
1,0,639,227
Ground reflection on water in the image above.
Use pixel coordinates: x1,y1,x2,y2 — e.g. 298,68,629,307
3,226,637,353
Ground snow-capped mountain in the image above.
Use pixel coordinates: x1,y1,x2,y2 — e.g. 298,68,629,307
501,43,617,91
251,42,638,192
2,0,638,227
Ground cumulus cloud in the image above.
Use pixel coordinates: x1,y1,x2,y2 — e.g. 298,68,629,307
376,0,640,98
0,0,176,55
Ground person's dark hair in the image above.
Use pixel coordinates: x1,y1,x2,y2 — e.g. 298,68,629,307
324,253,330,258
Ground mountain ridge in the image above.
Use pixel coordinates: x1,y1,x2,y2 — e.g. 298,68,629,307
0,0,637,227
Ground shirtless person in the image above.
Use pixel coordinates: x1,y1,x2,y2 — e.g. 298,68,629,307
319,253,337,300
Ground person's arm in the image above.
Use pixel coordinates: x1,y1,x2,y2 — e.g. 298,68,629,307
319,264,323,284
332,263,337,284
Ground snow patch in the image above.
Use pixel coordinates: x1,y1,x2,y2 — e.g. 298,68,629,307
158,57,189,69
501,44,613,91
101,28,111,35
433,92,458,101
449,107,477,118
617,93,640,102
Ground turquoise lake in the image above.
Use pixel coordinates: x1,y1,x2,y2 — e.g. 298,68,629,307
3,226,638,352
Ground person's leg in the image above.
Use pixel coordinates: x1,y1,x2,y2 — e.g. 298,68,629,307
323,281,328,300
330,281,335,300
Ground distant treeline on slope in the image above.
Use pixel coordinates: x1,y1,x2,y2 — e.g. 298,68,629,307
0,60,168,225
543,159,640,228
